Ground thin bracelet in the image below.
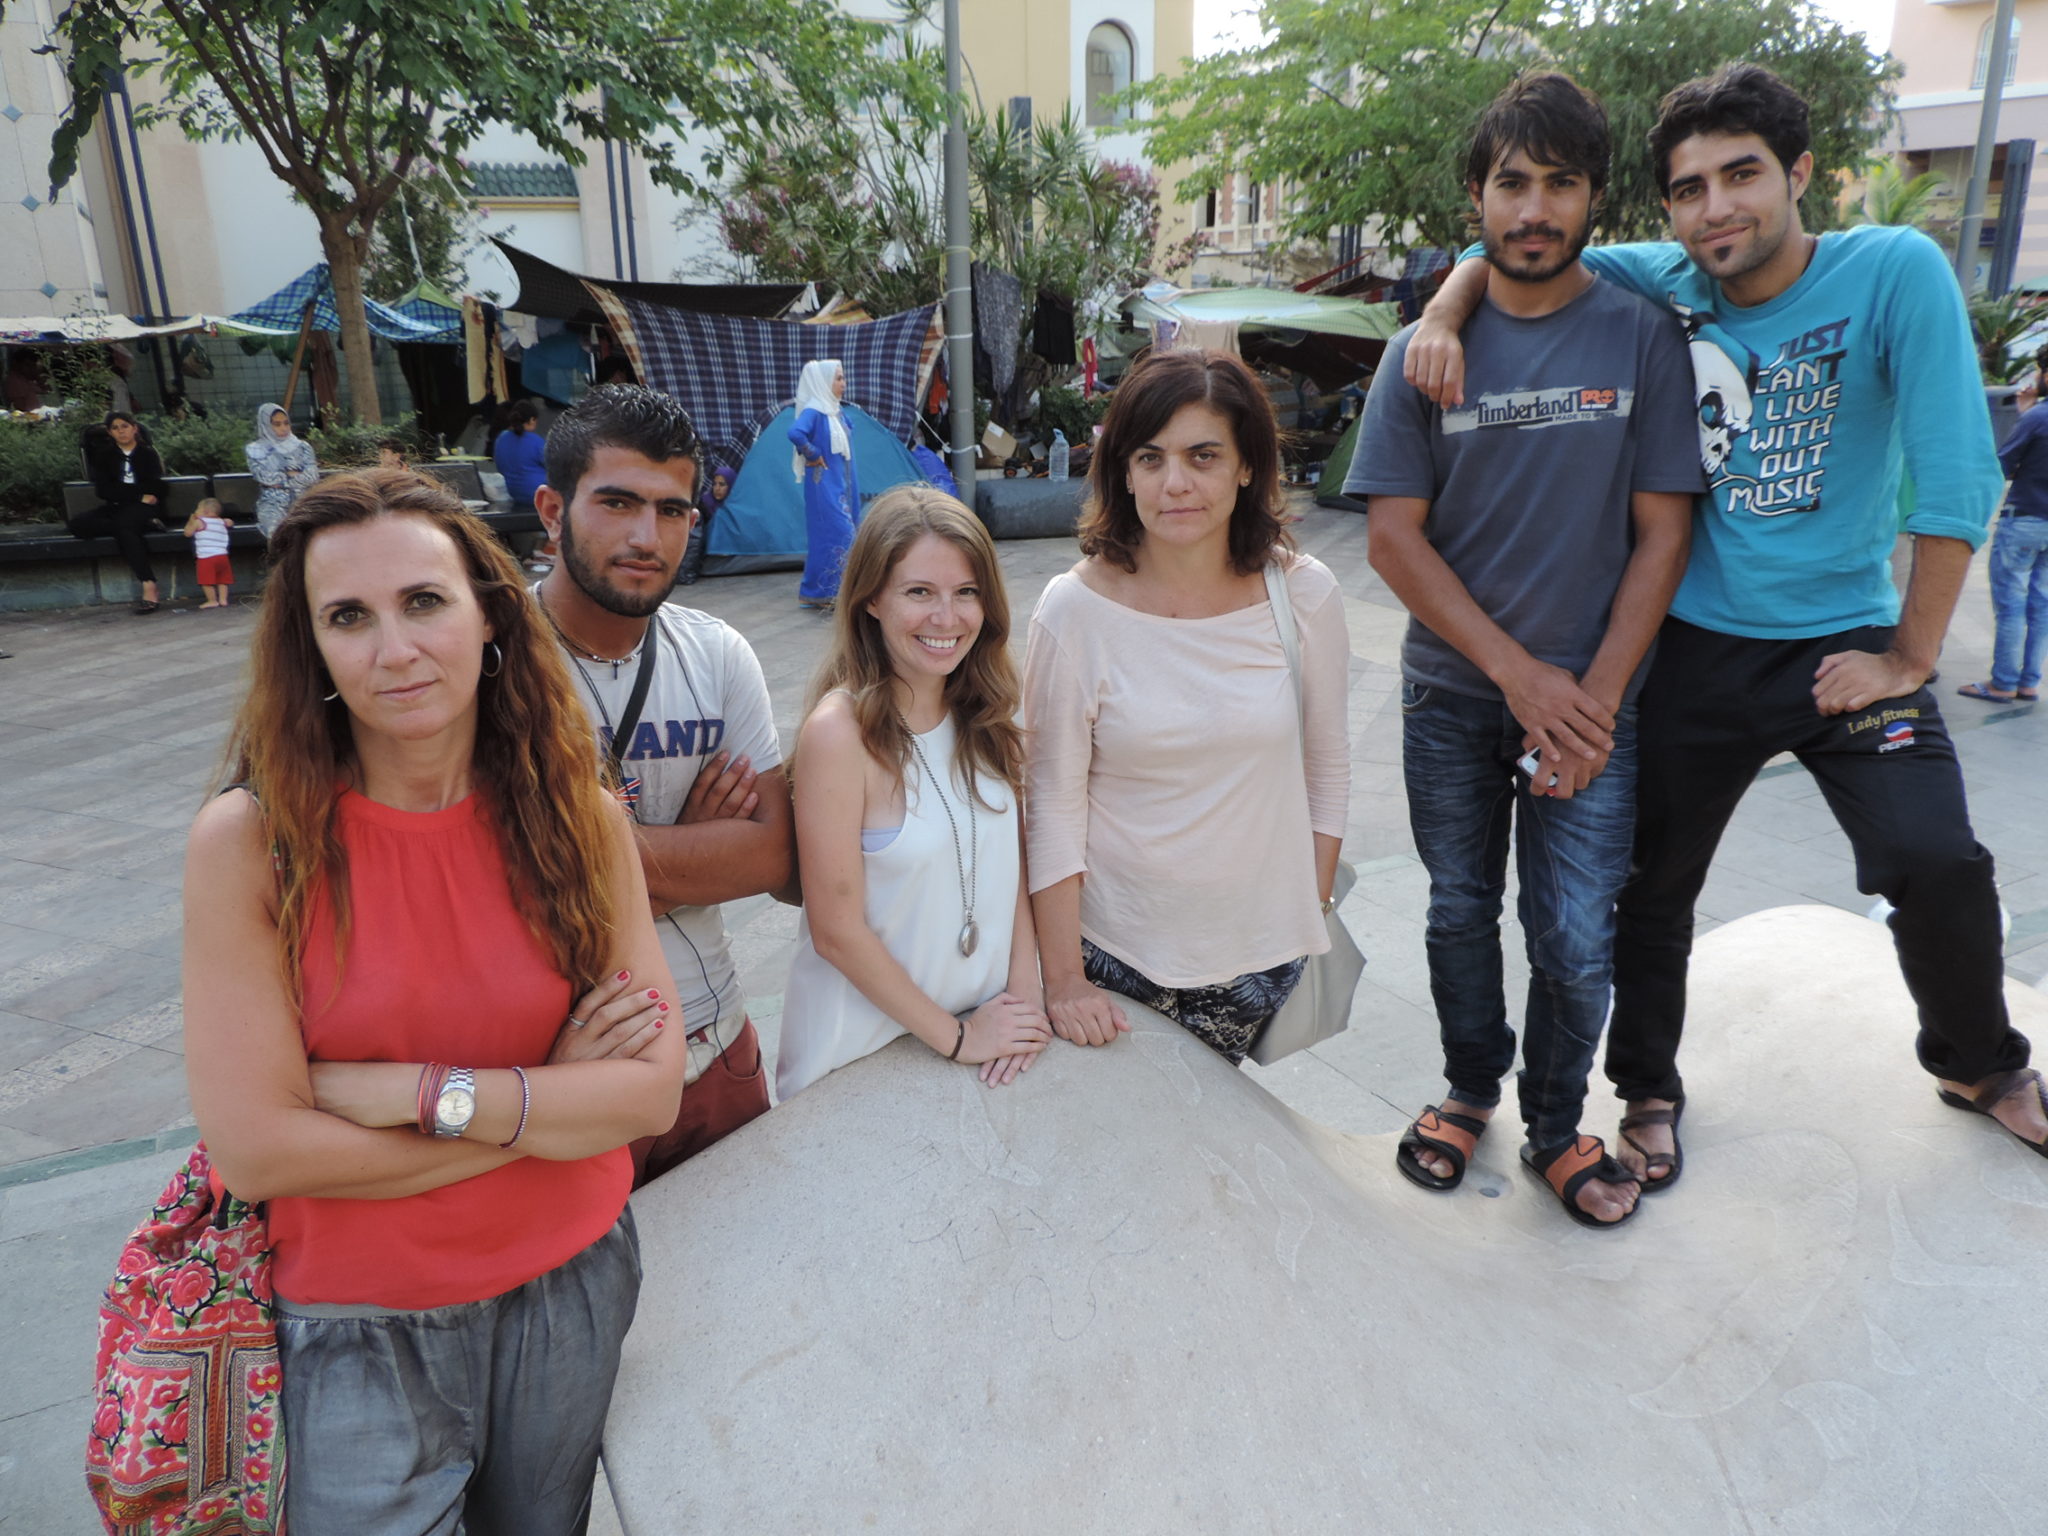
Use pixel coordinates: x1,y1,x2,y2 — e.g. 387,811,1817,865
949,1017,966,1061
416,1063,450,1136
498,1065,531,1149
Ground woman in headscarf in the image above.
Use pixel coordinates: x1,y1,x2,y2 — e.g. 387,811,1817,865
788,359,860,608
680,461,738,586
246,402,320,538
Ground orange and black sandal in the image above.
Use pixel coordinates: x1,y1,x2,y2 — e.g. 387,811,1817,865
1521,1135,1641,1229
1396,1105,1488,1192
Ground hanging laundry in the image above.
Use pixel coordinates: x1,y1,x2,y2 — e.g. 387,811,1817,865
1032,289,1077,366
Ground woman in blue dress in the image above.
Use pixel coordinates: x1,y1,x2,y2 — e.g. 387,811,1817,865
789,359,860,608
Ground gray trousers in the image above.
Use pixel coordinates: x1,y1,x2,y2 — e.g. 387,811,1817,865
275,1210,640,1536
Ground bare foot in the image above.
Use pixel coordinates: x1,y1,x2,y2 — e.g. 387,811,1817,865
1938,1071,2048,1149
1616,1097,1680,1187
1403,1097,1494,1182
1573,1169,1640,1224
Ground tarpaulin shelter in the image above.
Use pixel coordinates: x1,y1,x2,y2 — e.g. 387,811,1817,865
491,239,807,325
1122,284,1401,392
706,403,926,575
388,279,464,344
0,314,258,344
1125,284,1403,342
229,264,460,342
592,292,944,471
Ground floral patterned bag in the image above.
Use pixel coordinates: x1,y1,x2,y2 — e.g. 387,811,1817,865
85,1143,285,1535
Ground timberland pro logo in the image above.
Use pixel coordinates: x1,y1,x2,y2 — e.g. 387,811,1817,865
1443,385,1632,434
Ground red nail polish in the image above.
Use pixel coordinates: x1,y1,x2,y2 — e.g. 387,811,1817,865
654,1019,665,1029
617,971,630,982
657,1001,669,1012
646,989,660,1000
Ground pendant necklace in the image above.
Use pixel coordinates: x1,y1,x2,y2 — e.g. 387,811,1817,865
903,715,979,957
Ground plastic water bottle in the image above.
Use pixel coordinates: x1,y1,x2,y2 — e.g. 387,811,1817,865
1049,428,1070,480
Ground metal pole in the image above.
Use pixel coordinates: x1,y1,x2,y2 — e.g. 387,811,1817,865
1956,0,2019,291
943,0,977,491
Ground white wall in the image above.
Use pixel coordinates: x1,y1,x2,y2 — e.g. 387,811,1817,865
194,137,322,312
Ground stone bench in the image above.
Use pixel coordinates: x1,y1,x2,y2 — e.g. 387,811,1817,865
0,502,540,613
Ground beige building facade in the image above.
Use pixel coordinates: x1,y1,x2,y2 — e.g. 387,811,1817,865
0,0,1202,330
1889,0,2048,287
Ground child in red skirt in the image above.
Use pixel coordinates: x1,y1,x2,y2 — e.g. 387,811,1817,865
183,496,234,609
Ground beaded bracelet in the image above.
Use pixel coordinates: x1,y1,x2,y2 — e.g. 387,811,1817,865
416,1062,451,1136
499,1065,531,1149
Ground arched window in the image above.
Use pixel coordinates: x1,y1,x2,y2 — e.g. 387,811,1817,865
1086,22,1135,127
1975,15,2021,90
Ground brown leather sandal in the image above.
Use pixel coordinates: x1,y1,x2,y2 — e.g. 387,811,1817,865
1521,1135,1641,1229
1618,1095,1685,1193
1937,1068,2048,1159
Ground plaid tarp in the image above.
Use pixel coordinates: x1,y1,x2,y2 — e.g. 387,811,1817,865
598,293,940,465
388,280,464,344
230,264,456,343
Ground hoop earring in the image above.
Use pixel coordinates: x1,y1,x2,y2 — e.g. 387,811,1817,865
321,686,339,702
481,641,503,678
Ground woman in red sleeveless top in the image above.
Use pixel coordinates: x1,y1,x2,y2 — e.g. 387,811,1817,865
183,468,688,1534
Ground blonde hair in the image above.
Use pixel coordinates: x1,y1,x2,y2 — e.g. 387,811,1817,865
803,484,1022,806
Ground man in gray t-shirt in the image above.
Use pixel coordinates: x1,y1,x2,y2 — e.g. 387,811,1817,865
1350,72,1702,1230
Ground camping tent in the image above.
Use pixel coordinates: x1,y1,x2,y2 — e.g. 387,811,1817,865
706,404,927,575
1315,416,1368,512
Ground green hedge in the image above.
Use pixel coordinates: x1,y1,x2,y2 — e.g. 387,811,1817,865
0,409,426,523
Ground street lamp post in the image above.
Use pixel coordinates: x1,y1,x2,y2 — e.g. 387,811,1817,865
943,0,976,490
1956,0,2020,291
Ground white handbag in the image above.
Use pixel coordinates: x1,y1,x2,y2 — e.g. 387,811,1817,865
1249,561,1366,1067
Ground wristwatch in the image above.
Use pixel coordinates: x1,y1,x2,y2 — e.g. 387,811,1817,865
432,1066,478,1138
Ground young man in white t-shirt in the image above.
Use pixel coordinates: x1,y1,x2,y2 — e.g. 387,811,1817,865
533,385,795,1184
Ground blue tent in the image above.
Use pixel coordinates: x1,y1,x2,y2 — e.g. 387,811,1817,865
705,403,927,575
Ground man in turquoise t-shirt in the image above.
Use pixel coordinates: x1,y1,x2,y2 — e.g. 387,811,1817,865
1410,62,2043,1181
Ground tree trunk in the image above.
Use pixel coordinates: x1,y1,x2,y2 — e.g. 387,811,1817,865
319,214,384,426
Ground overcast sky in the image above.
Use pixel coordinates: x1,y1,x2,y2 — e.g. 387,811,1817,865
1190,0,1896,58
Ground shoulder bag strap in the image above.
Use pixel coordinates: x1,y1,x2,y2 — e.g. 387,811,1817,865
1264,559,1306,748
606,627,661,778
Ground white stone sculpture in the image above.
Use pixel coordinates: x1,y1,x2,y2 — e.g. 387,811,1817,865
607,905,2048,1534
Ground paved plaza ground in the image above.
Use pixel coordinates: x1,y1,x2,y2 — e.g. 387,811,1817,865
2,499,2045,1529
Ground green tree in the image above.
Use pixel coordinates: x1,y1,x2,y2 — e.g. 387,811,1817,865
363,167,491,305
712,98,1168,325
34,0,916,423
1853,159,1943,228
1559,0,1899,240
1126,0,1897,256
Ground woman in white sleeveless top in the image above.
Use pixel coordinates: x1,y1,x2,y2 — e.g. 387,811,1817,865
778,487,1050,1098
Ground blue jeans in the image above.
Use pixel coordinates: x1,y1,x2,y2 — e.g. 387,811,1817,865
1989,514,2048,693
1402,682,1637,1148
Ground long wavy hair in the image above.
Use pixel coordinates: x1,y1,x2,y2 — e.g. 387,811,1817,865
225,468,618,993
1078,347,1293,577
804,484,1023,807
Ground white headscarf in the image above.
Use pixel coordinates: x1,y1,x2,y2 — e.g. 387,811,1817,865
791,359,851,481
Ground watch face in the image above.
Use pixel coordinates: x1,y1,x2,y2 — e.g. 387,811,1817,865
440,1088,476,1126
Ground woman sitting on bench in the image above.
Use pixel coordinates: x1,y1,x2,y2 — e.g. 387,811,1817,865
71,411,168,615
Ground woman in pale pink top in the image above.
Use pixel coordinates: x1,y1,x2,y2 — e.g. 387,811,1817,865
1023,349,1351,1063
